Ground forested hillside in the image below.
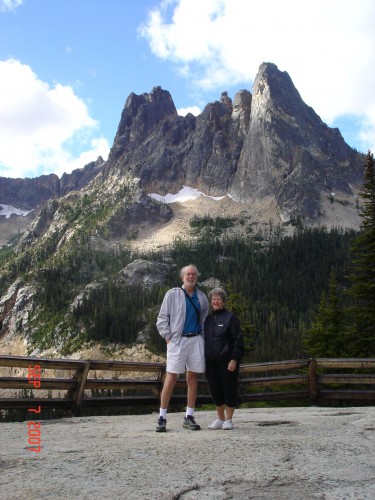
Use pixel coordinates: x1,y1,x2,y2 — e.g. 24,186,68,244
11,224,355,361
147,227,357,361
1,151,374,362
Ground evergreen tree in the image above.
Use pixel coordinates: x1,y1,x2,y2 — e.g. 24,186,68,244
224,282,255,361
345,151,375,356
303,268,346,357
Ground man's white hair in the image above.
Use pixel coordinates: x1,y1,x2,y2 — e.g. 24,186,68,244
180,264,200,278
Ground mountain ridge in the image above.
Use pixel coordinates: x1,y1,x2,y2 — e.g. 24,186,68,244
0,61,366,357
0,63,364,244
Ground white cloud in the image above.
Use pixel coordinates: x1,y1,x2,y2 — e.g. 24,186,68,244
0,0,23,12
140,0,375,153
0,59,109,179
177,105,201,116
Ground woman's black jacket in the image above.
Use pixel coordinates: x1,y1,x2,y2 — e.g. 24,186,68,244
204,308,244,361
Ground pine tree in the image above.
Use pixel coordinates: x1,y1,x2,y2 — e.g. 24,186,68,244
224,282,255,361
303,268,345,357
345,151,375,356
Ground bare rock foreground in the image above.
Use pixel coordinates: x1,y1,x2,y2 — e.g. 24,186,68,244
1,407,375,499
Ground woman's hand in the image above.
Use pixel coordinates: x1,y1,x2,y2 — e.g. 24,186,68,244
227,359,237,372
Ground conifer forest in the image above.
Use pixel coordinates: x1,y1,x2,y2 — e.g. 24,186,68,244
1,153,374,363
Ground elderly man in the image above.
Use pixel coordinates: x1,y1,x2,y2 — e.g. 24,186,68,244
155,264,209,432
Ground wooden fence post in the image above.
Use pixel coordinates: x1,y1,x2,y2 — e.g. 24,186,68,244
71,361,91,415
308,358,318,406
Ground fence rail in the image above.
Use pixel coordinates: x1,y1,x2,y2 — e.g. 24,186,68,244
0,355,374,416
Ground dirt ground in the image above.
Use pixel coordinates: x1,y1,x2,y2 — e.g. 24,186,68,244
1,407,374,499
129,194,360,253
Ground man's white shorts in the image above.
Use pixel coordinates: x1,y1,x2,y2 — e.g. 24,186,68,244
166,335,205,374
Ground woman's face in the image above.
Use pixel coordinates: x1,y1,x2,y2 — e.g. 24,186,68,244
211,294,225,311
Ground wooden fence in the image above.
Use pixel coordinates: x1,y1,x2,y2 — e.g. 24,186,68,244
0,355,374,416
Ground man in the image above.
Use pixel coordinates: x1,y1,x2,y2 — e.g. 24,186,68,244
155,264,209,432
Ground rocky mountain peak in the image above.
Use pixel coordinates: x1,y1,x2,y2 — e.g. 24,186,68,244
219,91,233,111
0,62,365,248
229,62,363,221
108,86,177,162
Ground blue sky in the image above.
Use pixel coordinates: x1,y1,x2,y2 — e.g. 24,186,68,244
1,0,375,180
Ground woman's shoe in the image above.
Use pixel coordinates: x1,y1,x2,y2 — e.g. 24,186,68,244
207,419,224,429
222,420,233,430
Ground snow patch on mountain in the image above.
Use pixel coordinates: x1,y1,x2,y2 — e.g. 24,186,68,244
147,185,226,203
0,204,32,218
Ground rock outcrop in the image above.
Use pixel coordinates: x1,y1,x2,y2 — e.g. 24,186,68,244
59,156,105,196
117,259,174,288
0,279,36,341
229,63,363,220
100,63,363,221
106,86,252,197
0,174,60,211
104,192,172,239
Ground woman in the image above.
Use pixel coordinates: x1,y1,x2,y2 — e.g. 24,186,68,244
204,287,244,430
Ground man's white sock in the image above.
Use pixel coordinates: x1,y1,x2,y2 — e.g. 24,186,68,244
186,407,194,417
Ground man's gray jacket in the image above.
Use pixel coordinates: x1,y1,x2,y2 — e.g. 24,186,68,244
156,287,209,345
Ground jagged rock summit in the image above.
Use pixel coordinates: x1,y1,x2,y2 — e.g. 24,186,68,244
100,62,363,223
0,62,365,245
107,84,252,198
230,63,362,220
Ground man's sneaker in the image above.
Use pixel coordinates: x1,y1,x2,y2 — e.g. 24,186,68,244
222,420,233,430
207,419,225,430
155,416,167,432
183,415,201,430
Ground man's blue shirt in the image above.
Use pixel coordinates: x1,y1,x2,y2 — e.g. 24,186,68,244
182,289,201,334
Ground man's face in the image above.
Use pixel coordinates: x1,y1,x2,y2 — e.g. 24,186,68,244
182,267,198,289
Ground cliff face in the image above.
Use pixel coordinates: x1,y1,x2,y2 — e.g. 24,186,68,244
229,63,363,220
99,63,363,222
106,86,252,197
0,174,60,211
0,62,364,228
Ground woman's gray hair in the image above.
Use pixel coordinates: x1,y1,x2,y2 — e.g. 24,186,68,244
208,287,227,303
180,264,200,278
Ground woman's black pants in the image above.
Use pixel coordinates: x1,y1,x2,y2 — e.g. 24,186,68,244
205,358,239,407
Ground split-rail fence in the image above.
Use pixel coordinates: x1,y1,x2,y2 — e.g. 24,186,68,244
0,355,374,416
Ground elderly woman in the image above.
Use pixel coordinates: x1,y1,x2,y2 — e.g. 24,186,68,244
204,287,244,430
